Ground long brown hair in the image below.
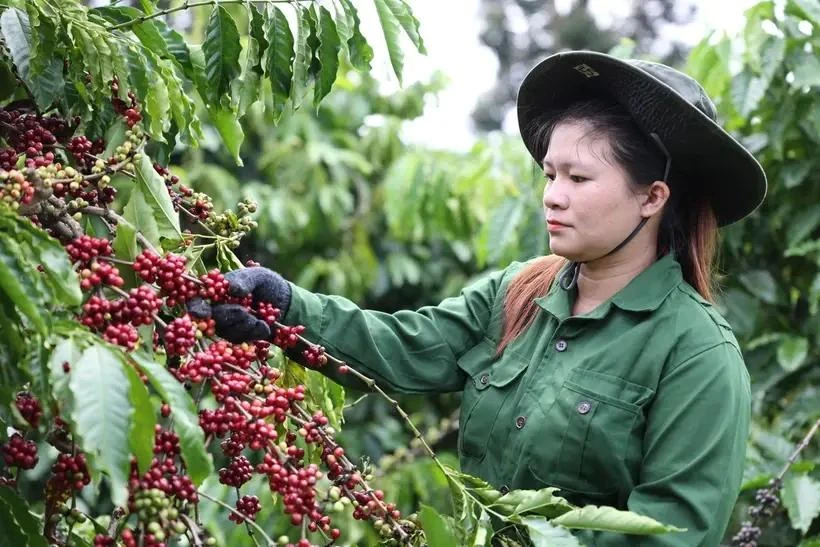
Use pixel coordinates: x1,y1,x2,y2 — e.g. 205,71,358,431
496,98,719,356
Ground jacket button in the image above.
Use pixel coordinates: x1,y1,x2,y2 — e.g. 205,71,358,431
499,485,510,494
555,339,568,352
479,374,490,385
515,416,527,429
577,401,592,414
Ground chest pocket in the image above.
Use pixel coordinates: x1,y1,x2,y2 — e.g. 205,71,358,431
528,368,654,503
457,339,529,459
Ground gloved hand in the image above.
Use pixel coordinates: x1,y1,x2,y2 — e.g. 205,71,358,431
186,267,292,344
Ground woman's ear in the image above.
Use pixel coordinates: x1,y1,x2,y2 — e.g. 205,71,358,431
640,180,670,217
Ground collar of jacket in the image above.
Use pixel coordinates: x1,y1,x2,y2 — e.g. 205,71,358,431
533,252,683,319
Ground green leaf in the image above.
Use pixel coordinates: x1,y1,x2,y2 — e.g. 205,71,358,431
125,363,156,474
419,504,458,547
94,6,168,57
0,494,29,547
787,205,820,248
790,49,820,89
491,487,573,518
551,505,685,534
313,6,341,108
0,488,48,547
153,18,194,79
112,219,139,288
69,344,133,506
133,153,182,243
264,5,294,121
1,212,81,307
731,70,767,118
0,232,47,335
739,270,778,304
782,473,820,534
685,36,731,100
290,4,312,110
776,336,808,372
48,335,84,409
792,0,820,24
25,0,59,80
202,5,241,102
142,50,171,141
485,197,524,264
377,0,426,54
338,0,374,71
215,241,245,272
523,516,582,547
134,352,213,484
0,7,63,109
207,106,244,166
373,0,405,84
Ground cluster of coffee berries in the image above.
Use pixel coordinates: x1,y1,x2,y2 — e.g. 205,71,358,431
230,495,261,523
48,453,91,494
111,78,143,128
163,314,198,356
2,433,38,469
66,235,113,265
16,391,42,427
731,478,783,547
204,198,259,244
302,344,328,368
0,107,66,169
0,169,35,208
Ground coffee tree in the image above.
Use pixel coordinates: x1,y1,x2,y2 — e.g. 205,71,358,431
0,1,690,546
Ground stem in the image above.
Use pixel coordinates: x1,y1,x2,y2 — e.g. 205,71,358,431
80,206,162,256
107,507,126,538
179,204,218,237
180,514,203,547
106,0,316,31
776,418,820,482
197,490,276,546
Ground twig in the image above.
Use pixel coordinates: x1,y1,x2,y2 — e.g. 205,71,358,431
775,418,820,481
180,514,204,547
106,0,316,31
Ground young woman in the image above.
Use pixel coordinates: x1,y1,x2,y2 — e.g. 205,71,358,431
189,50,767,546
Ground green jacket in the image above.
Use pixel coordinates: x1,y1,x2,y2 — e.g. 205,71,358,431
282,253,751,547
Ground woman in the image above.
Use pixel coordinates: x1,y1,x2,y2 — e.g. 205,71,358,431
189,51,767,546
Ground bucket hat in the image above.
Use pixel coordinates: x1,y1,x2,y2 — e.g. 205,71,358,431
516,50,767,227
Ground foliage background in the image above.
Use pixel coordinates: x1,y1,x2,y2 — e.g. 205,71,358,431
0,0,817,545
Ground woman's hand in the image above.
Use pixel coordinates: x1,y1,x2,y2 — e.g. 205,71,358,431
186,267,292,344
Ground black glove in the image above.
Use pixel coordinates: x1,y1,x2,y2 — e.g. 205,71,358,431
186,267,292,344
224,267,292,311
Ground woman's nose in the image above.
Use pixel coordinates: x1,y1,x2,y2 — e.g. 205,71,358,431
543,179,567,210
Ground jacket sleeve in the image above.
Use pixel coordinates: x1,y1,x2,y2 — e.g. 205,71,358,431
279,267,509,394
575,342,751,547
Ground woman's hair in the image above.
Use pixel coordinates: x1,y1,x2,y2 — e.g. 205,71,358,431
495,97,718,357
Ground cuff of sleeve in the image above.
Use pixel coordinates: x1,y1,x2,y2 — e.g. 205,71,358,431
282,282,324,338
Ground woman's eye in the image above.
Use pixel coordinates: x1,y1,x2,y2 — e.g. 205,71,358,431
570,175,587,183
544,173,555,182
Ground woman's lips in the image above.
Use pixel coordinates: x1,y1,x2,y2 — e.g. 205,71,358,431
547,219,569,231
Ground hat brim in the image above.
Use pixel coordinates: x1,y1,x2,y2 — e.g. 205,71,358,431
517,50,767,227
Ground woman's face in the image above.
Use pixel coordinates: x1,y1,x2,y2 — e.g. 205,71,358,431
542,121,644,263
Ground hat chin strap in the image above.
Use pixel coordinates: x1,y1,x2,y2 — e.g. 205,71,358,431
558,217,650,291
